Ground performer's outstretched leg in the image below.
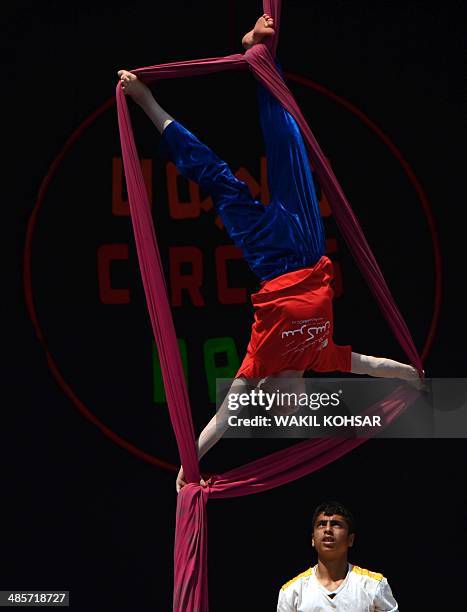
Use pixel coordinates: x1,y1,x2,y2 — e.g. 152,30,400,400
256,73,326,267
118,68,324,281
119,71,174,133
119,70,270,271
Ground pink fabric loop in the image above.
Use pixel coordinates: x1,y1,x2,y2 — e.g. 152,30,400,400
116,2,423,608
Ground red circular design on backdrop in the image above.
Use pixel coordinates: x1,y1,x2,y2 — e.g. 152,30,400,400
23,74,442,473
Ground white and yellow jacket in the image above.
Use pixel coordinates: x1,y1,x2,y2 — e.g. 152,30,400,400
277,564,398,611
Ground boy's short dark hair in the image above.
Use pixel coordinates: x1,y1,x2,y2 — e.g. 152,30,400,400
312,501,355,534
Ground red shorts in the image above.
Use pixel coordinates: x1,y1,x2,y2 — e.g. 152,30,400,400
236,256,352,379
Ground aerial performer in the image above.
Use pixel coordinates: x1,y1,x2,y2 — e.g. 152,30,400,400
118,14,423,493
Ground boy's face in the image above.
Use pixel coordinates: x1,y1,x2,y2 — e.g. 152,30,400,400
312,513,355,558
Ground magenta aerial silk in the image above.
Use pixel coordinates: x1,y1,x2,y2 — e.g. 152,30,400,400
116,1,423,609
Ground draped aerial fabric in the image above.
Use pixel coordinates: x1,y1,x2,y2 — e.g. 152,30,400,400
116,1,423,609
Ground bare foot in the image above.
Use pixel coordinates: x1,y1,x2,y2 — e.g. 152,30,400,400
242,14,275,49
117,70,152,105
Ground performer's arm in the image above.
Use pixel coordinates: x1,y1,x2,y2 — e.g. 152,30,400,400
350,352,422,381
176,377,257,492
197,377,254,458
